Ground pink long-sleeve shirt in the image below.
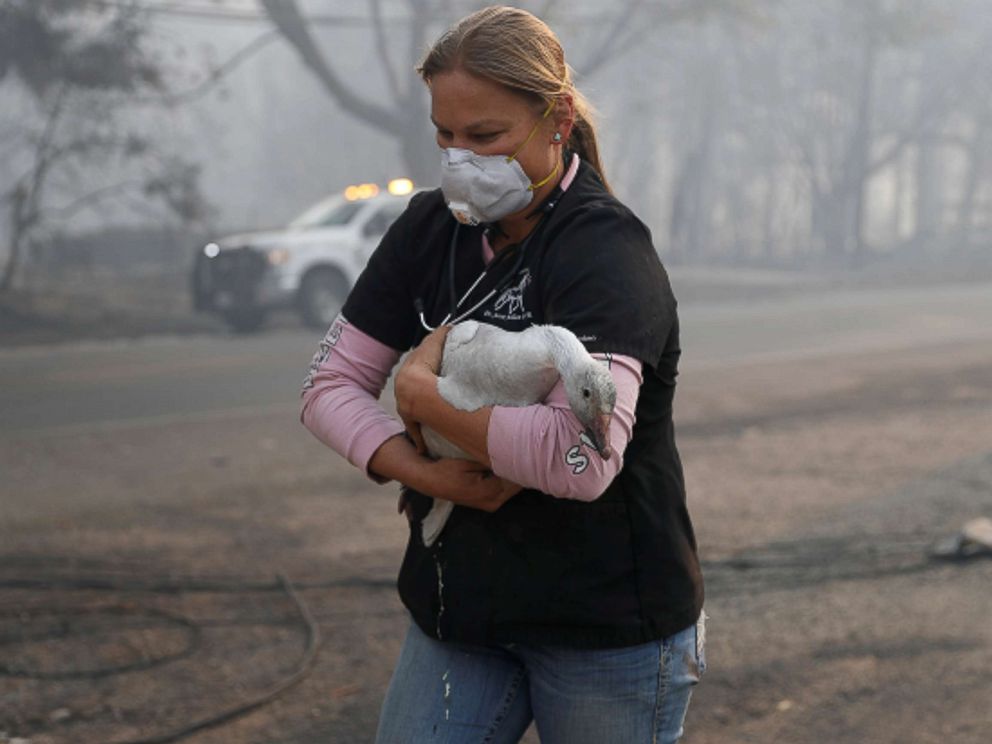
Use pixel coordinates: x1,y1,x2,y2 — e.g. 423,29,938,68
300,314,642,502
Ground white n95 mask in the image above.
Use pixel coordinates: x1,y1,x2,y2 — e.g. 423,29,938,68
438,99,560,226
440,148,536,225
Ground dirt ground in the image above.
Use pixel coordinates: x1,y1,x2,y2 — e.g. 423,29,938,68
1,331,991,742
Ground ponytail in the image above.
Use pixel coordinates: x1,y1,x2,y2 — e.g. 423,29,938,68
567,87,610,193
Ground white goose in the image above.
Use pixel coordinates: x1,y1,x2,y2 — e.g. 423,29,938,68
419,320,617,546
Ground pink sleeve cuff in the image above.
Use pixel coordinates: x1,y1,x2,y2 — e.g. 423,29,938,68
487,353,642,501
300,315,406,481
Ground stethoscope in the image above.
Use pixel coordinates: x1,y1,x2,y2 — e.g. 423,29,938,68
416,182,564,333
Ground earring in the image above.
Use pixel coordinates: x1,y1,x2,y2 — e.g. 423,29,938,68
553,132,562,143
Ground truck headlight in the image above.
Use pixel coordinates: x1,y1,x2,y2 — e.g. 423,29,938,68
267,248,290,266
203,242,220,258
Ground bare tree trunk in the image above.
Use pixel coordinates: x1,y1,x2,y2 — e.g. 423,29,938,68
259,0,402,136
669,32,721,264
890,149,906,243
1,188,28,293
619,96,658,229
260,0,445,185
667,154,693,265
398,0,436,185
760,172,779,261
953,118,988,252
913,135,941,255
845,1,880,267
911,54,942,256
811,189,849,265
1,86,66,293
726,176,748,262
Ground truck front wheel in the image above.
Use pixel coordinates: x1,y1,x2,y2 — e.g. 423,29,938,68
299,269,349,330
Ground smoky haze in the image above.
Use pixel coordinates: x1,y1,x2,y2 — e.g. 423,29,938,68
2,3,992,743
3,0,991,277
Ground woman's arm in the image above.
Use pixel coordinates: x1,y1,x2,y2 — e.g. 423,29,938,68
300,315,406,480
368,436,520,512
301,317,519,511
487,354,641,501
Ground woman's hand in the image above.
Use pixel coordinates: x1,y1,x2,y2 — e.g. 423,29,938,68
419,457,523,513
394,325,450,454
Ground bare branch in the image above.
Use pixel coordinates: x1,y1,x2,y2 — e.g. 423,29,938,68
577,0,757,78
46,180,143,220
158,30,282,106
259,0,404,136
118,189,176,223
576,0,645,77
23,84,70,222
865,44,991,180
1,83,69,291
793,137,825,200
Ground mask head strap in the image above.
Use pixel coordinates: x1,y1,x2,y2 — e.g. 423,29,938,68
508,98,561,192
507,98,557,164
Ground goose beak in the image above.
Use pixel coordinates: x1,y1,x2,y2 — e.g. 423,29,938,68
584,413,613,460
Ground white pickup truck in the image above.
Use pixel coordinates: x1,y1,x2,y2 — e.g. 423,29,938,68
191,179,420,332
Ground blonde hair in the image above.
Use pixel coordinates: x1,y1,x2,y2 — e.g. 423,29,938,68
418,5,610,192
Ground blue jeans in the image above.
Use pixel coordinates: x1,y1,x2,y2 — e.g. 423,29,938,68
375,614,706,744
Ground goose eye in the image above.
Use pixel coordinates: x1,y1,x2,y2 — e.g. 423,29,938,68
582,389,591,399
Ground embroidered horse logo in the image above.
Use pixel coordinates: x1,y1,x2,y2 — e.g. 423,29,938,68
493,270,532,316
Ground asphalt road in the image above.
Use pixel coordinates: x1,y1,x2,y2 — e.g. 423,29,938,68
2,280,990,434
1,280,990,743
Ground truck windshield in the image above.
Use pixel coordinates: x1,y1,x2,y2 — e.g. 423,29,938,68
289,197,363,229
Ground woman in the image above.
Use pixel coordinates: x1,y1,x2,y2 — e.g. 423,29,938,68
301,6,705,742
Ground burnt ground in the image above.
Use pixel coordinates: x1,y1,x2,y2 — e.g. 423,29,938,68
1,315,991,742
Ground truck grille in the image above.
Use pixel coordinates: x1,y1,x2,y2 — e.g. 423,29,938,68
197,247,267,309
